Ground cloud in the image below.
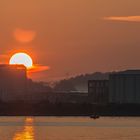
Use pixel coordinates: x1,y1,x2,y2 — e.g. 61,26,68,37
28,65,50,73
103,16,140,22
0,54,9,63
13,28,36,43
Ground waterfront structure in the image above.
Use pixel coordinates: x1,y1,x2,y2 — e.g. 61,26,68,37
0,64,27,101
88,80,109,104
109,70,140,104
24,91,88,103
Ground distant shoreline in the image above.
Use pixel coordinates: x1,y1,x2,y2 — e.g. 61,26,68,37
0,102,140,116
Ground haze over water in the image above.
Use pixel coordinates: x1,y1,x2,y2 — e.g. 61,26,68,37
0,117,140,140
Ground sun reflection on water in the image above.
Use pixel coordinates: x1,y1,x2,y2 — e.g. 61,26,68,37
13,117,34,140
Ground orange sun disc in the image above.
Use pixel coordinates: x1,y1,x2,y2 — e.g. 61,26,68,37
9,53,33,69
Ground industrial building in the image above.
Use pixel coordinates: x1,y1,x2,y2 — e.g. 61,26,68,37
0,64,27,101
109,70,140,104
88,80,109,104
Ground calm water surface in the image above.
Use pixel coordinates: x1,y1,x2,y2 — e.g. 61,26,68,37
0,117,140,140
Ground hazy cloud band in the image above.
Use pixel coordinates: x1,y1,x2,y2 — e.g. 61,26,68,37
104,16,140,22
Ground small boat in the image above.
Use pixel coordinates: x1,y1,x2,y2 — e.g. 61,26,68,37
90,114,100,119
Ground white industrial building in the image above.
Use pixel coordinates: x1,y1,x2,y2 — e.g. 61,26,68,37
109,70,140,104
88,80,109,104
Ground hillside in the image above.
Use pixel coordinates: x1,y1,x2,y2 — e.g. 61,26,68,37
54,72,109,92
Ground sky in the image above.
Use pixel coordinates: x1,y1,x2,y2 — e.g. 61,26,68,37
0,0,140,81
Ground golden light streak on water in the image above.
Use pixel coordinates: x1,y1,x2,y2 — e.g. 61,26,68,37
13,117,34,140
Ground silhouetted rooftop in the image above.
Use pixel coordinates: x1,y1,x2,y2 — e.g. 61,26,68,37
112,70,140,75
0,64,26,70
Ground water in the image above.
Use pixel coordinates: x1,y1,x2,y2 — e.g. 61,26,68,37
0,117,140,140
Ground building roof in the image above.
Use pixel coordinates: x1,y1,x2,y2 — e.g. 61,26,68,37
0,64,26,70
111,70,140,75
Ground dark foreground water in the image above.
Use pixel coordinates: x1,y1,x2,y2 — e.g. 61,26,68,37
0,117,140,140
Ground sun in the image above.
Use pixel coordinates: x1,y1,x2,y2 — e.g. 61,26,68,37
9,53,33,69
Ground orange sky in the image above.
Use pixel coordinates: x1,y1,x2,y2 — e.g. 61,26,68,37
0,0,140,81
